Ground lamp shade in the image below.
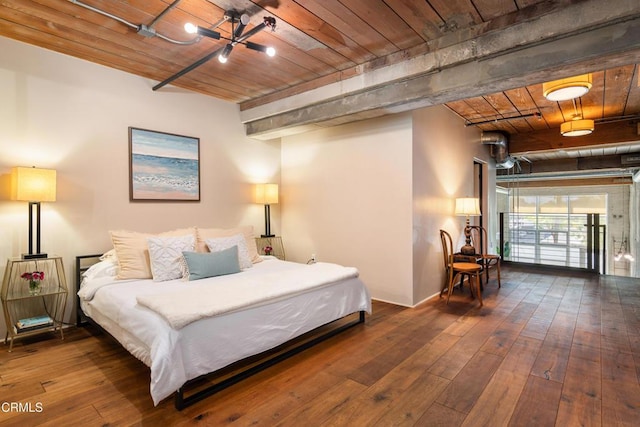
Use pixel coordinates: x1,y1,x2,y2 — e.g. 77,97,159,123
560,119,594,137
11,167,57,202
542,73,592,101
254,183,278,205
455,197,480,216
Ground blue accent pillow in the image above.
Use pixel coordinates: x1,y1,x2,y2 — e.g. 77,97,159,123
182,246,240,281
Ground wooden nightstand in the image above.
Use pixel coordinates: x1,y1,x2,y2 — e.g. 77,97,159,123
1,256,68,352
255,236,286,260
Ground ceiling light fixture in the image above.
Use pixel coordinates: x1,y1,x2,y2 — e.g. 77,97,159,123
245,41,276,57
560,97,594,137
543,73,593,101
184,23,221,40
561,118,594,137
218,44,233,63
182,12,276,66
154,11,277,90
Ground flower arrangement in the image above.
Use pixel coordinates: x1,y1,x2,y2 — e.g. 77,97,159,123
21,271,45,295
263,245,273,256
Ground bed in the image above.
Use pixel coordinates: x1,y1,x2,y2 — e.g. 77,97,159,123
76,244,371,409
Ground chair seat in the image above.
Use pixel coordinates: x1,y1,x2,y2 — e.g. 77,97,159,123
452,262,482,272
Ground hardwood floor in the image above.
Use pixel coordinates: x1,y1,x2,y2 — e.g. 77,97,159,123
1,265,639,426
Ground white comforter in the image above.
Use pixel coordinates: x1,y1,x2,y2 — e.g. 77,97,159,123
78,257,371,405
136,262,358,329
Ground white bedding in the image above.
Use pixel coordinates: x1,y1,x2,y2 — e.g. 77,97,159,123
78,257,371,405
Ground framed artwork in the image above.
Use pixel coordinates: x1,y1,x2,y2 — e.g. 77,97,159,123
129,127,200,201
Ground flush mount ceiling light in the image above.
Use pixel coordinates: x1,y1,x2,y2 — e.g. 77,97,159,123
543,73,593,101
561,118,594,137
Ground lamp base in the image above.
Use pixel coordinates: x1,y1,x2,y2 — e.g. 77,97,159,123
22,252,48,260
261,234,275,238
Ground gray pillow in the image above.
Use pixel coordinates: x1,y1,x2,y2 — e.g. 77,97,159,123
181,246,240,281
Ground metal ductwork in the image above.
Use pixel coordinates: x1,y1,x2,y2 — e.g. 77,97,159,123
481,132,515,169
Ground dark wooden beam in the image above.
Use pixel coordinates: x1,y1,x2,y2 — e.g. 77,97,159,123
509,120,640,154
497,177,632,188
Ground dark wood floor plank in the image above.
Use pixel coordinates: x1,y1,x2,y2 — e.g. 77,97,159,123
461,336,542,425
509,375,563,426
556,337,603,426
530,336,571,383
275,378,367,426
435,351,504,414
2,265,640,426
371,372,450,426
600,349,640,425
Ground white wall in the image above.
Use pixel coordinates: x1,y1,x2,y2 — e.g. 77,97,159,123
281,107,494,306
412,107,488,303
281,113,415,306
0,37,281,339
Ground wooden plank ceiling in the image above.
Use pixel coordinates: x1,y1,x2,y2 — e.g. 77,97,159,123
2,0,640,184
1,0,545,104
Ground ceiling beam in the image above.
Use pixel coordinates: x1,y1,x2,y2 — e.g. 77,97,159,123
497,177,632,188
509,120,640,154
498,153,640,175
242,0,640,139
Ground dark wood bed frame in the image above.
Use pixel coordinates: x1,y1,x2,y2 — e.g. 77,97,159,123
75,254,366,410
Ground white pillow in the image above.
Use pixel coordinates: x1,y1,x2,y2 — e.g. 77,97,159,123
196,226,262,263
99,249,118,262
148,234,196,282
82,259,118,281
205,234,252,270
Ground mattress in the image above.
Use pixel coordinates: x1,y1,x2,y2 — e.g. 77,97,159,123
79,257,371,405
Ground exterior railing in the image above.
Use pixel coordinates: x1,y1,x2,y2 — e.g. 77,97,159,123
499,212,606,273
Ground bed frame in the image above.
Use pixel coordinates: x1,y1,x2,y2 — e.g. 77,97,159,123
75,254,366,410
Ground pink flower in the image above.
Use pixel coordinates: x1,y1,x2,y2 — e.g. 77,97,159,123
21,271,44,282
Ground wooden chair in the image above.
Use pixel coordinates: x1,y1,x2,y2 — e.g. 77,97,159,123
439,229,483,306
469,225,501,288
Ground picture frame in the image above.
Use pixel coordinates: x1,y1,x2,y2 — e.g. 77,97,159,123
129,127,200,202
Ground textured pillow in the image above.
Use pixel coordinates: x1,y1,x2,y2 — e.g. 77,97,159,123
148,234,196,282
110,228,197,279
181,247,240,281
196,226,261,263
205,234,252,269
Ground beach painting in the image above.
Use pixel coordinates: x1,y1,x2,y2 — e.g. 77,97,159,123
129,127,200,201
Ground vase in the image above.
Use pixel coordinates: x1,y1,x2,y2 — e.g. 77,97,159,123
29,281,41,296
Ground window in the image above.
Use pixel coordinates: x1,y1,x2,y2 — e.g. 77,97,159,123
504,194,606,268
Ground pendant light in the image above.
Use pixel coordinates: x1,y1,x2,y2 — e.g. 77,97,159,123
561,118,594,137
560,98,594,137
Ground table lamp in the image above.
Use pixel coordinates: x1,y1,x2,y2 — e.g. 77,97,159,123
11,166,57,259
455,197,480,256
254,183,278,237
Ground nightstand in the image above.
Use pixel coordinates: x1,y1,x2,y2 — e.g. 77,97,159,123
255,236,286,260
1,256,68,352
